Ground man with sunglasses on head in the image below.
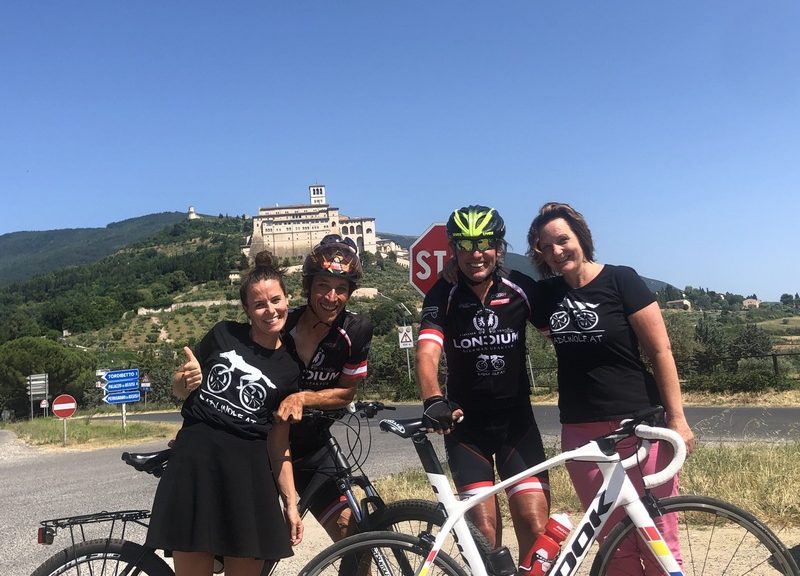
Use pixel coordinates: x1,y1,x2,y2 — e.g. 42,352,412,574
416,205,550,566
275,234,374,542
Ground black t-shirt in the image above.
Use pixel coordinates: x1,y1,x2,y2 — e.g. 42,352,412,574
283,306,373,456
532,265,661,423
419,266,542,411
181,321,299,440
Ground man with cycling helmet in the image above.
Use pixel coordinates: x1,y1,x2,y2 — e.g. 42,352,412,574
416,205,550,562
275,234,374,541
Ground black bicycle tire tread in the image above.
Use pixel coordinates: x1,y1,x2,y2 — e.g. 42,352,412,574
298,530,468,576
31,538,174,576
371,498,493,558
591,495,800,576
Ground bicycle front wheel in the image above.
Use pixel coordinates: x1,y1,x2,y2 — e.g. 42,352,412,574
591,495,799,576
299,531,468,576
370,498,492,568
32,539,174,576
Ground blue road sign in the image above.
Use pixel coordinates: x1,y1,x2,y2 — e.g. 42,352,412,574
104,390,141,404
104,369,139,383
104,380,140,393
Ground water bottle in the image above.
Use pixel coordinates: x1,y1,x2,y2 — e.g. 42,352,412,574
519,513,573,576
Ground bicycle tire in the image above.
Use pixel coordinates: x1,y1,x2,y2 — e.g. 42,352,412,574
298,530,468,576
32,538,173,576
370,498,492,566
591,495,800,576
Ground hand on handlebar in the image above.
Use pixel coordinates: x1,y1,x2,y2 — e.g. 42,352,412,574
666,414,695,456
422,396,463,434
275,393,305,423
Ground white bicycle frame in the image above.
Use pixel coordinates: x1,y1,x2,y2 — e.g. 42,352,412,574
414,422,686,576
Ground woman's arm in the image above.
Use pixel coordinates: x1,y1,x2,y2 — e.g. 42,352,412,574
267,420,303,545
629,301,695,454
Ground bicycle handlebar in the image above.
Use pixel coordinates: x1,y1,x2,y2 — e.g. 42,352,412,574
633,423,686,489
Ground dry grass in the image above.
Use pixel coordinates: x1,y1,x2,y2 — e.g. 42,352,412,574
4,417,180,449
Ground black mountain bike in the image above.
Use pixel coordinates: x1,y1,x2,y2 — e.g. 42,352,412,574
32,401,490,576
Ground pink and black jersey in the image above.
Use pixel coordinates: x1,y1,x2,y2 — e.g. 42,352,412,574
284,306,373,456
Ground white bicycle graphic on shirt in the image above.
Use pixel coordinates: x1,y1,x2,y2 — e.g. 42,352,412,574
205,351,275,412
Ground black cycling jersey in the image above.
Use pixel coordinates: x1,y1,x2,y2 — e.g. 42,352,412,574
283,305,373,456
419,266,543,411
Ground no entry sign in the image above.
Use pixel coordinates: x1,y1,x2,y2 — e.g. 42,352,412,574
409,223,453,296
52,394,77,419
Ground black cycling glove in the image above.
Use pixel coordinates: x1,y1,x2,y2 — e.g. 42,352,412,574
422,395,460,431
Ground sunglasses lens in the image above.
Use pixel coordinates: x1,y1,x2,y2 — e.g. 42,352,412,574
455,238,496,252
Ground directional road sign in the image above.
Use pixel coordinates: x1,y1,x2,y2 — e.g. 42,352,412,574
104,391,142,405
52,394,77,418
101,368,140,393
104,369,139,383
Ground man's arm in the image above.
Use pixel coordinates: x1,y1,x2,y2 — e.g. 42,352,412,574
416,339,444,400
275,377,360,423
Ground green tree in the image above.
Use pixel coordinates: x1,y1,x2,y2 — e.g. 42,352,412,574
0,337,97,416
729,324,772,363
693,315,730,372
780,293,794,306
663,312,699,377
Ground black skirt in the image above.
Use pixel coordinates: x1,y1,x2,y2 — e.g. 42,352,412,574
145,421,293,560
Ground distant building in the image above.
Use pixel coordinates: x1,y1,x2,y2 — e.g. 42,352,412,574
187,206,200,220
248,185,377,258
743,298,761,309
665,299,692,311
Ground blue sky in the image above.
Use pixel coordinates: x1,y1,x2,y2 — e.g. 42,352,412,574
2,2,798,301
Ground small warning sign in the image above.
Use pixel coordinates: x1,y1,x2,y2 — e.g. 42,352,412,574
398,325,414,349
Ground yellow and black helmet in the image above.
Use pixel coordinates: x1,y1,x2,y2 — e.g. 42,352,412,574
446,205,506,240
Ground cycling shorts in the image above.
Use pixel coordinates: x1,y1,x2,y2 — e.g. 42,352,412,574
293,444,348,526
444,402,550,499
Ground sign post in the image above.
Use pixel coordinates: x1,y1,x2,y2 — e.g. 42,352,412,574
101,369,141,431
409,223,453,296
52,394,77,446
397,325,414,385
27,373,49,419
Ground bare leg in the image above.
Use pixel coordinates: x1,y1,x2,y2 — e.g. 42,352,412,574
467,494,502,549
508,490,550,567
173,551,215,576
224,556,265,576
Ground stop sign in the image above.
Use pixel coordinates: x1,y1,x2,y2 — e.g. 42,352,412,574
409,223,453,296
52,394,77,419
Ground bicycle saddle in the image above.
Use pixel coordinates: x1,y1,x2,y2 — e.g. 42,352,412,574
379,418,425,439
121,449,172,476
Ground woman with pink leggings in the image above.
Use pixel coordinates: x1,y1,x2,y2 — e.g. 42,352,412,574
528,202,695,576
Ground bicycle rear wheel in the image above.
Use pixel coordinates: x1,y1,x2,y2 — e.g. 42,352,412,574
370,497,492,571
298,531,468,576
591,495,799,576
32,538,173,576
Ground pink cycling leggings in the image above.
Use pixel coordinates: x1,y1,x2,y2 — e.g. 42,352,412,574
561,421,681,576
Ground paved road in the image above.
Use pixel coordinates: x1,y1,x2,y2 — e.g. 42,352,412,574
4,404,799,576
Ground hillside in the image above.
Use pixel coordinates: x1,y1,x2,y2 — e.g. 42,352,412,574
0,212,188,287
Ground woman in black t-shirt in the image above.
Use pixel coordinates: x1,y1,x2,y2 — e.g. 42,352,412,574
527,202,694,576
145,252,302,576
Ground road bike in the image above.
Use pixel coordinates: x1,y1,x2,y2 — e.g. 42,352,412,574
32,401,489,576
298,406,800,576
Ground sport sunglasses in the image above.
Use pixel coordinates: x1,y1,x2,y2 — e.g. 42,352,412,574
453,237,499,252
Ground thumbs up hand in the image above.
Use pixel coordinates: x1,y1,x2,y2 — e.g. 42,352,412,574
179,346,203,393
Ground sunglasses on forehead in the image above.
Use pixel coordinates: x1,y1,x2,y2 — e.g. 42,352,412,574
453,237,499,252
